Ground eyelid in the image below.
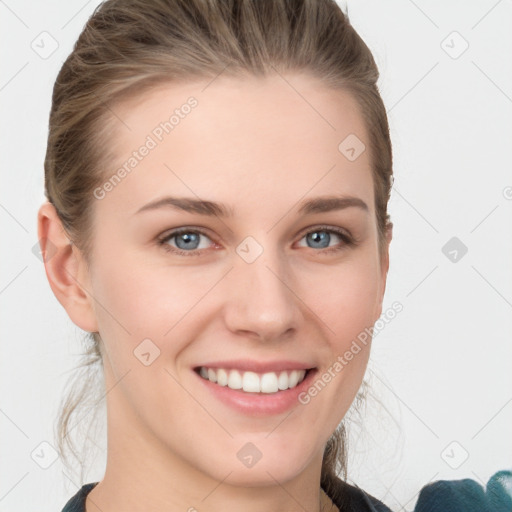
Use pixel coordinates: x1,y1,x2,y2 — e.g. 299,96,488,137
296,223,353,241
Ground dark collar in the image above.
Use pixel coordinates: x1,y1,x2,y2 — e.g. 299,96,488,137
61,479,390,512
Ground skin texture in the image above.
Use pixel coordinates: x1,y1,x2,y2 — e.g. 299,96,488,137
38,72,392,512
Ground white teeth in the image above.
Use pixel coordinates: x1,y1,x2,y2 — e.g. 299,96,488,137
216,368,228,386
289,370,299,388
242,371,260,393
228,370,243,390
261,372,278,393
198,367,307,393
277,371,289,390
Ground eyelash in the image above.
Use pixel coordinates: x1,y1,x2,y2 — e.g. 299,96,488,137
157,225,356,257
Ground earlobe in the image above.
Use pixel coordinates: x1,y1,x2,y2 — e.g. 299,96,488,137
37,202,98,333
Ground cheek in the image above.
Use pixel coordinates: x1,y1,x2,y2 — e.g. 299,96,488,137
304,257,382,346
89,253,219,357
88,260,204,414
297,261,379,421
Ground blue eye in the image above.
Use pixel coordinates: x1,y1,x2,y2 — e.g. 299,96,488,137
298,228,352,251
158,226,355,256
158,229,213,256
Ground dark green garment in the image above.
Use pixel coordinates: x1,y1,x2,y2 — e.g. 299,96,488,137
414,470,512,512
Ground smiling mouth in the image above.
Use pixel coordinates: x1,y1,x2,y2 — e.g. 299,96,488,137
194,366,314,394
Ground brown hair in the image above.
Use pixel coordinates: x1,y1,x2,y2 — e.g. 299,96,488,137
46,0,393,498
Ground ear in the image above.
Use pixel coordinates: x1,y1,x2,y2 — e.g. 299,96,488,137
37,201,98,333
374,222,393,321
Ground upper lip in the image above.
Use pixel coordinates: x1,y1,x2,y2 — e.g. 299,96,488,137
194,359,316,373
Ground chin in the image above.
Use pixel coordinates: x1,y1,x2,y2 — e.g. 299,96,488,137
222,463,304,488
205,444,317,488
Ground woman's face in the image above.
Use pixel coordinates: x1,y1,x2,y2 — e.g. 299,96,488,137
78,73,390,486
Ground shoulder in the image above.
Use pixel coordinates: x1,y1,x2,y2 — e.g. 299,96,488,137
60,482,98,512
414,471,512,512
323,469,512,512
323,476,392,512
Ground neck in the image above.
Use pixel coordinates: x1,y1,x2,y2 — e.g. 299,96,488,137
85,384,326,512
86,449,325,512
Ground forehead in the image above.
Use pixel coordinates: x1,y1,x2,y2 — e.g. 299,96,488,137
98,73,375,218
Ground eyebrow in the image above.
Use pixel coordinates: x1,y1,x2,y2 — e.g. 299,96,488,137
134,195,369,217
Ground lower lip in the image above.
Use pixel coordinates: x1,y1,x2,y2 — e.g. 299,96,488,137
193,368,318,416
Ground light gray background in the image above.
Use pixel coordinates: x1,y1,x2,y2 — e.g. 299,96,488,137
1,1,511,510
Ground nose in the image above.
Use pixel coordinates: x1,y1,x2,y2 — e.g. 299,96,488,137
222,246,301,343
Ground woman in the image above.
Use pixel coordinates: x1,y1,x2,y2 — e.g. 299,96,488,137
38,0,395,510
